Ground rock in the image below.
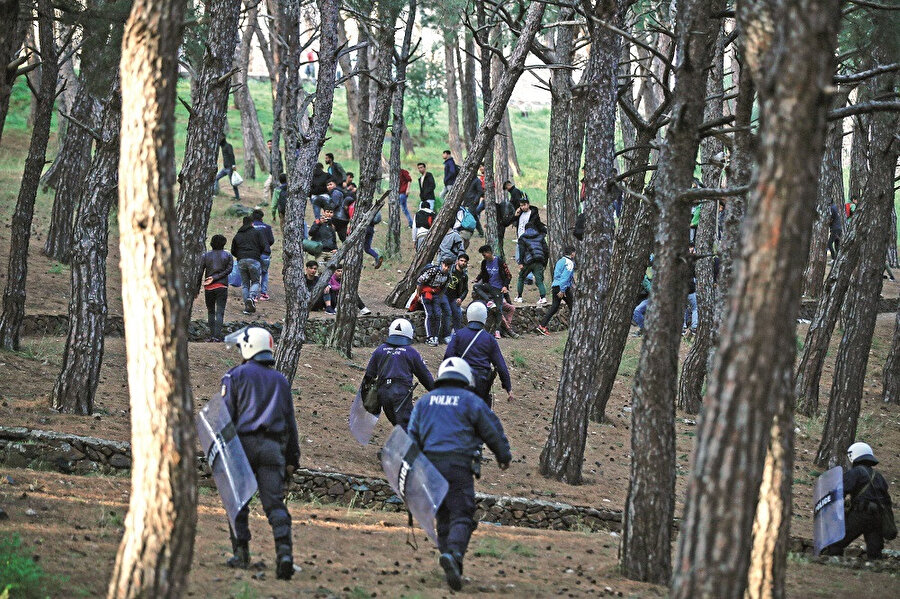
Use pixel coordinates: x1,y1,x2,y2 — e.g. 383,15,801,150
0,508,8,520
225,203,253,218
109,453,132,469
25,508,37,517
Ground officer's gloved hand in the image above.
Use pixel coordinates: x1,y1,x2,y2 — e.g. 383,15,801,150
499,462,510,471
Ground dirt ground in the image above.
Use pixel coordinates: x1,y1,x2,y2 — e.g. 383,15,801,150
1,469,898,598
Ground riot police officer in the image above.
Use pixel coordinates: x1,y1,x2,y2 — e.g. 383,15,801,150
444,302,513,406
361,318,435,430
407,358,512,591
822,441,894,559
221,327,300,580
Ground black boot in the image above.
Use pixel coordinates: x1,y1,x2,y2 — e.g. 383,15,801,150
226,540,249,569
275,540,294,580
439,551,463,591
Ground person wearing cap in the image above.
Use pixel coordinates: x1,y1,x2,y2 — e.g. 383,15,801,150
443,301,512,406
360,319,435,431
822,441,894,559
407,357,512,592
417,257,455,346
220,327,300,580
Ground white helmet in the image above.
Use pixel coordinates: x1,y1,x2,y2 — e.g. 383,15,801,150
466,302,488,325
436,357,474,387
847,441,877,465
387,318,414,346
227,326,275,362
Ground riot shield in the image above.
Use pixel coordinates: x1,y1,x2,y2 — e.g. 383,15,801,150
813,466,845,555
380,426,448,547
349,390,379,445
197,396,258,528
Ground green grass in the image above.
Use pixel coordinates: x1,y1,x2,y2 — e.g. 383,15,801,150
472,537,537,559
0,534,53,599
97,508,124,529
510,349,527,368
339,382,357,394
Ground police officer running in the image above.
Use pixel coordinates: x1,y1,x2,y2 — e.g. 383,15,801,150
361,318,435,430
407,358,512,591
221,327,300,580
444,302,513,406
822,441,894,559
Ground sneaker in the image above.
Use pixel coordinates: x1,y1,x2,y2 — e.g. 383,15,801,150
276,554,294,580
537,297,547,306
259,293,270,301
494,331,501,339
425,337,439,347
486,300,496,309
359,307,372,316
374,256,384,270
440,553,463,591
324,306,336,315
243,298,256,314
536,325,550,336
442,336,452,344
514,297,524,304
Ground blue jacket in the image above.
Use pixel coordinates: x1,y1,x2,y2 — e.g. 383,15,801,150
443,324,511,392
408,383,511,465
363,343,435,391
252,220,275,255
551,256,575,292
517,226,548,265
443,157,459,186
221,360,300,467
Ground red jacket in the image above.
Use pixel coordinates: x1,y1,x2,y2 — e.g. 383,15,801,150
399,169,412,195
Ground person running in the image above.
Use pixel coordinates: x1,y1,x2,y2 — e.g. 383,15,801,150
417,258,454,346
214,137,240,199
199,234,234,341
514,225,548,305
537,246,576,335
444,302,512,406
231,216,269,314
360,318,435,430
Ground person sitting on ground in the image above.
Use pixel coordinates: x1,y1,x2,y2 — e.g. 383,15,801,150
445,254,470,331
303,260,335,314
307,208,339,256
473,244,516,338
822,442,894,560
537,246,576,336
417,257,455,346
514,225,548,305
251,209,275,302
328,264,371,315
199,234,234,341
361,318,435,430
444,302,512,406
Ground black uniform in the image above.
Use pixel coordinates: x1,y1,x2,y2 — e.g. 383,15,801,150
362,341,435,429
823,462,893,558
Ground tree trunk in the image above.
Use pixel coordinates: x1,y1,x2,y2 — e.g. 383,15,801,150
801,98,846,299
815,95,898,469
174,0,242,313
329,1,401,358
273,0,340,385
384,0,416,262
545,10,575,265
444,32,464,159
745,376,794,599
502,107,521,176
278,2,301,178
621,0,723,583
384,1,546,308
670,0,842,595
460,32,479,149
106,0,196,594
51,83,121,415
677,32,725,415
538,1,621,484
234,1,269,180
336,18,360,161
0,0,58,351
357,24,370,127
479,9,497,253
253,6,275,87
43,84,96,264
39,43,79,192
883,305,900,404
0,0,26,145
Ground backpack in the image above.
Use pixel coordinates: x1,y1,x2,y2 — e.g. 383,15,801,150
459,207,477,231
274,185,287,214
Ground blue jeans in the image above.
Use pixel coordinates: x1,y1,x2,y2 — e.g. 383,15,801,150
448,298,464,330
259,254,271,295
684,292,698,331
364,227,380,260
398,193,413,227
310,194,329,219
423,294,452,339
633,298,650,330
238,258,261,301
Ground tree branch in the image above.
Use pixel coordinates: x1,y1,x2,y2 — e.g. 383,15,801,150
678,185,750,202
834,62,900,84
827,101,900,120
60,111,102,142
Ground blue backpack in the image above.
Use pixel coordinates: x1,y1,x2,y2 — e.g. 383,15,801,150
459,207,477,231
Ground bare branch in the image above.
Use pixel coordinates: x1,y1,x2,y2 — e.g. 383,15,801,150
178,95,195,117
678,185,750,202
60,111,102,142
834,63,900,84
215,67,240,86
846,0,900,9
828,101,900,120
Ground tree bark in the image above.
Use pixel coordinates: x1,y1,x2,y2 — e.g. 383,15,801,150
106,0,196,594
677,31,725,415
0,0,26,145
336,18,360,161
39,40,79,192
51,82,121,415
329,1,401,358
479,7,498,253
670,0,843,595
815,93,898,469
444,32,464,159
385,0,416,262
234,1,269,180
502,107,521,176
384,1,546,308
460,31,479,149
0,0,58,350
273,0,340,385
622,0,723,582
538,0,622,484
883,305,900,404
174,0,242,314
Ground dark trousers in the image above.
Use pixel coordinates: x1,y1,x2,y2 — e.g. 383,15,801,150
541,286,573,327
204,287,228,339
423,294,452,339
822,506,884,559
433,461,477,559
828,231,841,260
378,382,414,430
471,368,495,407
333,219,349,242
231,434,292,550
